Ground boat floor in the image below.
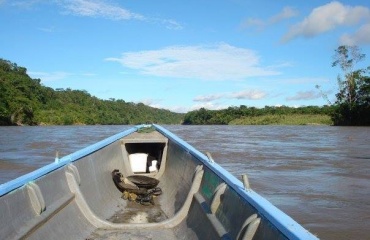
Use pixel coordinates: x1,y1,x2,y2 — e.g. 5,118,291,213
87,228,176,240
86,197,175,240
109,197,167,224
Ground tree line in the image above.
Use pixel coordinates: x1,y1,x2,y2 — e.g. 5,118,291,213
183,105,333,125
1,45,369,126
0,59,184,125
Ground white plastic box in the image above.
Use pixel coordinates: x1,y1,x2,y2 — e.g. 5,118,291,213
129,153,148,173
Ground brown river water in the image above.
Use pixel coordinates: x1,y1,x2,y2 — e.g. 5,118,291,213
0,125,369,239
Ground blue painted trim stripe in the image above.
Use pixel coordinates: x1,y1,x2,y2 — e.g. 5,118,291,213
0,125,141,197
154,124,319,240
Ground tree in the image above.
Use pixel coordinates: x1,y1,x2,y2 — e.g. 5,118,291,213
0,59,184,125
331,45,370,125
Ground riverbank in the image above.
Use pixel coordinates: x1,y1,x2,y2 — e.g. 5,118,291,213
229,114,332,125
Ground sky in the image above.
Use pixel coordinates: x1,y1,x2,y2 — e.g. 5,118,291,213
1,0,370,113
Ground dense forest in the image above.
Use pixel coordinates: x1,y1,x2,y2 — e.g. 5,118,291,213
1,58,333,126
183,105,333,125
0,59,184,125
1,45,369,126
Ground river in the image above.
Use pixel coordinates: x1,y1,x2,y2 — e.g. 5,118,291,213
0,125,369,239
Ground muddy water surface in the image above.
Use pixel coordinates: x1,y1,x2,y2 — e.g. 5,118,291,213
1,125,369,239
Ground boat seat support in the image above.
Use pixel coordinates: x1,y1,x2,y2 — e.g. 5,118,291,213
237,214,261,240
210,183,227,214
14,193,75,239
27,182,46,215
193,192,229,238
68,164,81,186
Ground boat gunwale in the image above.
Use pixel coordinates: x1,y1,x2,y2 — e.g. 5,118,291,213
153,124,319,240
0,125,146,197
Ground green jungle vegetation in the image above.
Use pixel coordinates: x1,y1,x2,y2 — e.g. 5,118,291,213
183,106,334,125
1,45,369,126
0,59,184,125
230,114,332,125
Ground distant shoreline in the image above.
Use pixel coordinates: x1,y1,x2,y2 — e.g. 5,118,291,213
1,113,333,126
229,114,332,125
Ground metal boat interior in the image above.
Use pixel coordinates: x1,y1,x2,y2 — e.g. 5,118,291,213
0,125,318,240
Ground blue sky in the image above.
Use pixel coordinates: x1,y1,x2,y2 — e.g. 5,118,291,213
1,0,370,113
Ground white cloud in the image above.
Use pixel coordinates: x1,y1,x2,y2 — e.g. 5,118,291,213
190,102,228,111
160,19,183,30
241,6,298,30
282,1,370,43
193,94,225,102
135,99,189,113
81,72,96,77
193,89,269,107
270,6,299,24
230,89,267,100
286,90,322,101
138,98,162,108
55,0,183,29
29,71,99,82
28,71,71,82
240,18,265,30
57,0,144,20
106,44,280,81
166,105,189,113
340,23,370,45
37,26,57,32
10,0,43,8
8,0,182,29
281,77,330,84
